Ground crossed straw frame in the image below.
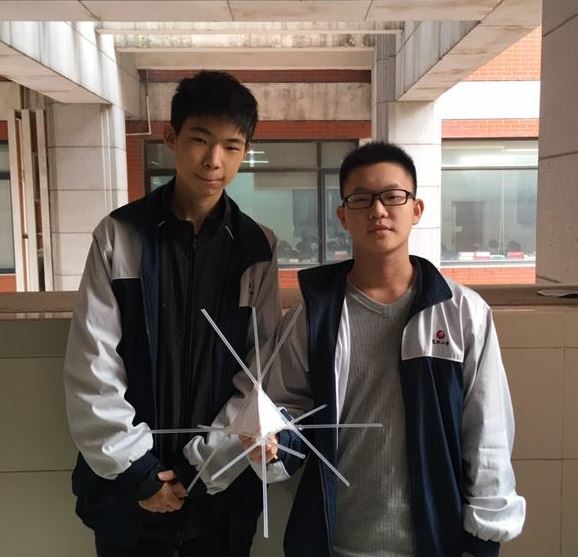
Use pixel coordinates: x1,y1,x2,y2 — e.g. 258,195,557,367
152,305,382,538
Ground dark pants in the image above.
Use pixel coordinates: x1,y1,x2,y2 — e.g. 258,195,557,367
95,530,232,557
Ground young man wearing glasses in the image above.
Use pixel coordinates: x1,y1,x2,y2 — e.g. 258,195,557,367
251,142,525,557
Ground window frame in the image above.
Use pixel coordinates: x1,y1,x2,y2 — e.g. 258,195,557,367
441,138,538,268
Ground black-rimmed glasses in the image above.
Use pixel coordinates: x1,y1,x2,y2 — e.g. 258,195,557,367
342,189,415,210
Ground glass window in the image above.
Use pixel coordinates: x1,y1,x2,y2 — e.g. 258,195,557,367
242,142,317,169
324,172,352,262
228,172,318,265
442,140,538,168
150,175,172,191
0,146,9,170
441,140,538,267
0,143,14,272
0,179,15,271
321,142,356,168
146,143,175,169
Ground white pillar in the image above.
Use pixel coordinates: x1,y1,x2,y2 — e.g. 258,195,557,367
373,36,442,267
46,102,128,290
536,1,578,284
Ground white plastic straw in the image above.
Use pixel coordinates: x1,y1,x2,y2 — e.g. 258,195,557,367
211,441,259,481
262,305,303,380
201,309,257,387
289,426,350,487
269,440,306,460
151,425,225,434
289,403,328,425
187,437,225,493
252,306,262,383
261,443,269,538
296,423,383,430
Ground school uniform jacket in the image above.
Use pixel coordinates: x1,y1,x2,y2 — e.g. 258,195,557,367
262,256,525,557
63,183,281,548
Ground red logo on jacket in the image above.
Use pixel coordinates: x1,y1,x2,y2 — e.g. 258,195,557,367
433,329,449,345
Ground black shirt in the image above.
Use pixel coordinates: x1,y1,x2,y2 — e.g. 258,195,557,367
154,192,234,538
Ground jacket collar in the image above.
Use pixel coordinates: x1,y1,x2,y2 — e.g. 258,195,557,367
407,255,453,317
298,255,452,317
111,178,230,234
110,178,272,267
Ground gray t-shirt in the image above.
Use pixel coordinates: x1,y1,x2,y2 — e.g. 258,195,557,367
333,280,416,557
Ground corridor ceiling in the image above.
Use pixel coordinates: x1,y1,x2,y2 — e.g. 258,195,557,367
0,0,541,103
0,1,517,22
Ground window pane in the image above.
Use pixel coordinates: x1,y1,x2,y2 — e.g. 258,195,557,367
324,172,352,262
442,140,538,168
150,175,172,192
321,141,357,169
0,143,9,172
441,169,537,265
146,143,175,169
242,142,317,169
228,171,319,265
0,179,15,271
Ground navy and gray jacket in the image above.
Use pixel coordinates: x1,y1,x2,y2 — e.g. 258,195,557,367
259,257,525,557
63,183,281,549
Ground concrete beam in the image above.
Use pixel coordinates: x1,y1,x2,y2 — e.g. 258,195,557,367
0,22,139,114
99,21,404,36
395,0,541,101
124,48,374,70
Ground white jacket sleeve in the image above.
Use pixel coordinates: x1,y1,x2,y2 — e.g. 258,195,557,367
461,304,526,542
63,225,154,480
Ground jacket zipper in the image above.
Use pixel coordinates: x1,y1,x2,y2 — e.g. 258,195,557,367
182,233,198,428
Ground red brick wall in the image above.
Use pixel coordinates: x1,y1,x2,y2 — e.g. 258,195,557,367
442,118,539,138
142,69,371,83
466,27,541,81
0,274,16,292
279,269,299,290
441,266,535,285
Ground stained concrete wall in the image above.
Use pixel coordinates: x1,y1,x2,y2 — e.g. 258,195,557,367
0,82,20,119
144,81,371,122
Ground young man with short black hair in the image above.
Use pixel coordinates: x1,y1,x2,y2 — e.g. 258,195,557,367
257,141,525,557
64,71,280,557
